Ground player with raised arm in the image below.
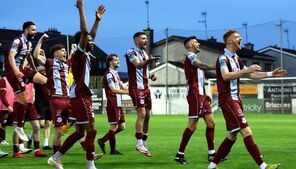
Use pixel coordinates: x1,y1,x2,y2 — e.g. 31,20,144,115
208,30,286,169
125,32,158,157
4,21,47,143
47,1,105,169
33,34,72,156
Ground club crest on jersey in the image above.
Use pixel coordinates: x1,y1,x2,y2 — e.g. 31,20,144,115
140,99,144,105
57,117,62,123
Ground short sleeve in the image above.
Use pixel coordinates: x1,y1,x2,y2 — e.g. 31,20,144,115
10,38,21,53
126,49,137,62
106,73,115,87
219,55,228,70
187,53,197,65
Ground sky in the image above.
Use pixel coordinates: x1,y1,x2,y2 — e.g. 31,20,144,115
1,0,296,72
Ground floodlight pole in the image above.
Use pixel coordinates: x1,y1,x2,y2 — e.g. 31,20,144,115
198,12,208,40
165,27,169,115
243,23,248,44
145,0,150,29
280,19,284,114
284,29,290,49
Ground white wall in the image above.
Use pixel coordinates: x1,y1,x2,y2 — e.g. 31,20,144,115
150,86,188,115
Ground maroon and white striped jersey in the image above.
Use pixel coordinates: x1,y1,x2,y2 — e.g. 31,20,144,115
103,69,122,107
5,34,32,71
45,58,70,96
216,48,247,105
69,45,92,98
184,52,205,96
125,47,149,90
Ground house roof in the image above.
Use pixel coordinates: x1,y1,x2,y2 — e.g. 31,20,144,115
153,35,275,61
0,28,107,60
0,28,108,75
258,46,296,58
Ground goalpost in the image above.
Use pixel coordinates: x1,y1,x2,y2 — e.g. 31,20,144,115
207,77,296,114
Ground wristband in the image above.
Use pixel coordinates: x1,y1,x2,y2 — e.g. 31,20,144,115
267,71,273,77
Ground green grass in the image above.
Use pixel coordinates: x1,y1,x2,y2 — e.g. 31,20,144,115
0,113,295,169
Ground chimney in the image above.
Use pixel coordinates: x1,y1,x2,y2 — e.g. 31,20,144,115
45,28,61,36
208,36,217,43
244,42,254,51
143,28,154,55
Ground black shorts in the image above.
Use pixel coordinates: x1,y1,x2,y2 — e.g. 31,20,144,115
35,100,51,120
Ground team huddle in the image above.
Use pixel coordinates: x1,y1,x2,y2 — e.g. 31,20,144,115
0,0,287,169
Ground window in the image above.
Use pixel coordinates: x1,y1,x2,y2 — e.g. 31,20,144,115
102,62,106,69
265,63,272,71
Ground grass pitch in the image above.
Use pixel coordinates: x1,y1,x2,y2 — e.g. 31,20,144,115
0,113,295,169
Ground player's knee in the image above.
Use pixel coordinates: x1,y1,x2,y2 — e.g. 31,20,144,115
187,123,197,131
55,126,62,134
119,125,125,131
45,122,51,128
241,127,252,138
227,134,237,141
138,113,146,120
207,120,215,128
32,124,40,133
110,125,118,131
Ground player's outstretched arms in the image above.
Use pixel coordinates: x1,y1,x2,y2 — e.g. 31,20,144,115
75,0,88,50
246,67,287,80
90,4,105,40
221,64,261,81
33,34,48,65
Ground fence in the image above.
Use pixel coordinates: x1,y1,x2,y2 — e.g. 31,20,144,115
208,77,296,114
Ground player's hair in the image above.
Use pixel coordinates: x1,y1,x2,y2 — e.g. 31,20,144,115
22,21,35,31
183,36,198,47
106,54,118,67
223,30,238,43
133,32,146,39
74,31,81,45
50,44,65,56
74,31,91,45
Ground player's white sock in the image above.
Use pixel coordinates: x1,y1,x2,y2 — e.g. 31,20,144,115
43,138,49,146
19,143,24,149
87,160,95,168
260,162,268,169
208,162,217,169
53,151,62,160
143,140,146,146
177,151,184,155
209,150,215,154
137,139,143,145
